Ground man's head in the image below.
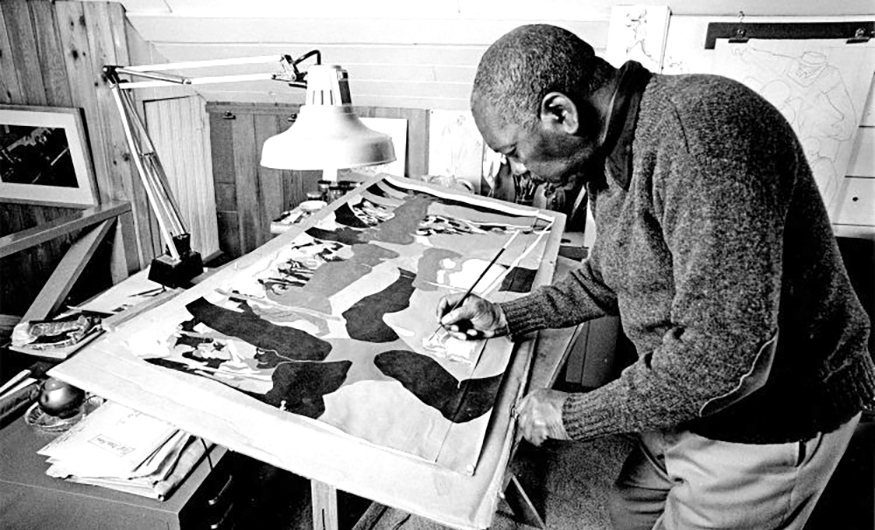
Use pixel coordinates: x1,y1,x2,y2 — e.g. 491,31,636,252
471,24,615,184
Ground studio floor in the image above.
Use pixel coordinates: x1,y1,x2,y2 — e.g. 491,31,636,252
366,434,636,530
231,431,635,530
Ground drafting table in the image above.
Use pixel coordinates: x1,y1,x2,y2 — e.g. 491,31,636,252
51,175,570,530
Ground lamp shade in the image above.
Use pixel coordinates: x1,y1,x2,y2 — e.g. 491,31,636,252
260,64,396,171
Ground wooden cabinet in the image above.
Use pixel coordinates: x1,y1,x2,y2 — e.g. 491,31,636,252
205,102,428,259
0,415,235,530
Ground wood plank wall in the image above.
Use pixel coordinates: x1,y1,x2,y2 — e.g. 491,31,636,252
206,101,428,257
123,16,609,110
145,97,220,260
0,0,156,317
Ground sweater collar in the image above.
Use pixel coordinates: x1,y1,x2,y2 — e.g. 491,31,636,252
599,61,652,190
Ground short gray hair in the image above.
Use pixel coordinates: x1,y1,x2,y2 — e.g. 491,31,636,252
472,24,602,127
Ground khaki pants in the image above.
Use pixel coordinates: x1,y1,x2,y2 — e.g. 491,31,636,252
609,413,861,530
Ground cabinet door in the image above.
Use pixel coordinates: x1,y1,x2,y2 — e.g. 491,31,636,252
208,104,320,258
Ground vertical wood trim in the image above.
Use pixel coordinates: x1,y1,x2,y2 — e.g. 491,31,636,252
145,97,220,260
192,96,219,258
4,0,47,105
110,209,138,283
30,1,72,107
311,481,340,530
0,6,25,104
232,113,260,253
254,114,285,222
209,109,240,257
404,108,429,178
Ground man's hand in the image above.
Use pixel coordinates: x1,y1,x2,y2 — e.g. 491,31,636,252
436,293,508,340
515,389,571,446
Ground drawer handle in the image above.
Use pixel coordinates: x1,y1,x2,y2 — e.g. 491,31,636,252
209,501,235,530
208,474,234,507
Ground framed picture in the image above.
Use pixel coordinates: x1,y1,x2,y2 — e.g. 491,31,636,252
0,105,98,207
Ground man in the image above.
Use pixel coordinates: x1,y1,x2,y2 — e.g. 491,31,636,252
437,24,875,530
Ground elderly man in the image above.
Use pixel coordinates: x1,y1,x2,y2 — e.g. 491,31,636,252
437,24,874,530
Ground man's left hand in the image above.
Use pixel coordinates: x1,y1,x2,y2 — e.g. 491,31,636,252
515,389,571,446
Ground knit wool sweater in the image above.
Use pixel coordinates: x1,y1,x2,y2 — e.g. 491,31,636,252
500,73,875,444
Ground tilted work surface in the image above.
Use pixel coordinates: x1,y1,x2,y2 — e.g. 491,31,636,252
52,174,565,529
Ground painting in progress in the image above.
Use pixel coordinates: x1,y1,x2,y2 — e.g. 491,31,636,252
115,176,554,473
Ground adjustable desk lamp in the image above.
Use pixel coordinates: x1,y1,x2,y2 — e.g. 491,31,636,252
104,51,394,288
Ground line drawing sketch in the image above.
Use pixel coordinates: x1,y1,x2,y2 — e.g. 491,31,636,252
605,5,671,72
716,40,875,217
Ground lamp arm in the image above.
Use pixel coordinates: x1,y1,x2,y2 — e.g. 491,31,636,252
105,66,187,261
107,50,321,90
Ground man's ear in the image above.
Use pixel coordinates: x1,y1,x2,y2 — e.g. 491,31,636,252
539,92,579,135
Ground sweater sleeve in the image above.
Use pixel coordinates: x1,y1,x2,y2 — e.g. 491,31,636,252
561,144,794,440
499,248,619,340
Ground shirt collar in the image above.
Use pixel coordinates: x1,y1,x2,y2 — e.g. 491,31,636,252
600,61,652,190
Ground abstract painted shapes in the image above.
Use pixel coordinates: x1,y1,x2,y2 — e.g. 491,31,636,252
374,350,503,423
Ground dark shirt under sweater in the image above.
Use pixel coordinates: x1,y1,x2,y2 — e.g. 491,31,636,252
500,70,875,444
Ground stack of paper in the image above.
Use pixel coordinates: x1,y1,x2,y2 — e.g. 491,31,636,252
38,400,213,500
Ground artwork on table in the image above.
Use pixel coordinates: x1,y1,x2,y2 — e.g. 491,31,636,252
115,176,555,474
714,39,875,221
605,5,672,72
0,105,98,207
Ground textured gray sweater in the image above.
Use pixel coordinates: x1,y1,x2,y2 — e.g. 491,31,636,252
501,73,875,444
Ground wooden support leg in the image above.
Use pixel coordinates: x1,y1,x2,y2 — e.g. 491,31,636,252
312,480,340,530
110,210,140,283
22,220,116,322
503,473,546,529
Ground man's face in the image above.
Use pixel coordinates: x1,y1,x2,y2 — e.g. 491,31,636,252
473,100,598,186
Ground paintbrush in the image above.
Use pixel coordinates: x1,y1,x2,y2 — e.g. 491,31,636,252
430,230,521,340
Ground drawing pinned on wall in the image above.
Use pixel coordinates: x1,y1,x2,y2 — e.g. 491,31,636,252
715,39,875,220
428,110,484,193
661,17,712,75
605,5,672,72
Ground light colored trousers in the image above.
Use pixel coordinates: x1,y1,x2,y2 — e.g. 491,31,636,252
608,413,861,530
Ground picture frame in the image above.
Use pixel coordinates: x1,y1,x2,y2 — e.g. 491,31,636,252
0,105,98,208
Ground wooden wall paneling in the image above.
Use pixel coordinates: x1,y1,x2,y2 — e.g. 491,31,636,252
124,17,174,264
231,112,262,253
254,113,286,221
0,7,25,104
81,1,152,273
3,0,47,105
0,205,40,314
55,1,111,205
1,1,73,297
122,17,168,265
0,204,77,316
126,17,608,48
30,1,73,108
188,96,219,259
209,109,241,257
144,96,220,260
81,2,132,203
155,43,487,70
